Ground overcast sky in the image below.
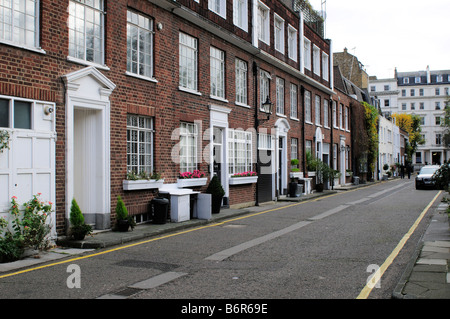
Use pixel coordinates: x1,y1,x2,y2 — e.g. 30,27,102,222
309,0,450,79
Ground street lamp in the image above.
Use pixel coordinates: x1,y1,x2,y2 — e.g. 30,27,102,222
261,96,273,121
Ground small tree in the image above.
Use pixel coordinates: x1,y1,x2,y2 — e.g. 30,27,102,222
69,199,92,240
115,196,135,230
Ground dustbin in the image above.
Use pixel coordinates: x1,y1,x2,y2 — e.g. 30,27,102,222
151,197,169,224
353,176,359,185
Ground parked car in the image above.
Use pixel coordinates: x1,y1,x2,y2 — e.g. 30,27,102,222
415,165,440,189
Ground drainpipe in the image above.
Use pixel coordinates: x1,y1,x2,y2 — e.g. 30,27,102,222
254,61,260,206
301,85,306,176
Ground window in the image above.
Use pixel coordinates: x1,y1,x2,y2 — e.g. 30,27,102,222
370,86,375,92
235,58,248,105
339,104,343,129
384,85,390,91
437,75,443,83
415,77,421,83
420,116,425,125
403,78,409,84
287,25,297,61
127,115,154,175
68,0,105,65
305,140,312,155
0,0,39,48
209,0,226,18
127,10,153,78
179,122,198,173
257,2,270,44
384,99,390,107
332,101,337,128
435,116,441,125
276,77,284,115
260,70,271,110
410,89,415,96
436,102,441,110
274,14,284,53
315,95,321,125
290,83,298,119
233,0,248,31
402,89,406,97
436,133,442,145
322,52,329,81
420,88,424,96
210,47,225,99
304,38,311,71
345,107,349,131
436,88,440,96
313,45,320,76
305,90,311,123
290,138,298,161
228,129,253,175
402,103,407,110
411,103,415,110
420,102,425,110
179,33,198,92
0,98,32,129
323,99,329,127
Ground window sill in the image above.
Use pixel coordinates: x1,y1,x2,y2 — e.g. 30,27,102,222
0,40,46,55
235,102,250,109
178,86,202,96
305,121,313,125
229,176,258,185
125,71,158,83
67,56,110,71
276,113,287,118
290,117,299,122
210,95,229,103
123,179,164,191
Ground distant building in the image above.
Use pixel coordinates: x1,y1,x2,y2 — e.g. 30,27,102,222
371,66,450,167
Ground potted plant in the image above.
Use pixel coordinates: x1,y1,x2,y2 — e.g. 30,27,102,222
206,175,225,214
114,196,136,232
289,159,301,197
68,199,92,240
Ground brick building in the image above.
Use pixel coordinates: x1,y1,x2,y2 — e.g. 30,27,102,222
0,0,355,237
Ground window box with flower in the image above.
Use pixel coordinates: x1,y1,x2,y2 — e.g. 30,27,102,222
177,170,207,187
229,171,258,185
123,171,164,191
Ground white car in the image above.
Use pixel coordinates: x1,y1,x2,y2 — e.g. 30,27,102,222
415,165,440,189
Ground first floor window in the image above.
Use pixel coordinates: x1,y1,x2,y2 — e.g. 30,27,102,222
276,77,284,115
179,122,198,173
305,90,311,123
127,115,154,174
290,83,298,119
235,59,248,105
210,46,225,99
0,0,39,48
290,138,298,161
315,95,321,125
127,10,153,78
228,129,253,175
179,32,198,91
68,0,105,64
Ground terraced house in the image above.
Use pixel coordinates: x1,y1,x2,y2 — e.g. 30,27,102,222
0,0,357,237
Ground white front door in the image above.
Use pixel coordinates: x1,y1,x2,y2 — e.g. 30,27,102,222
64,67,115,229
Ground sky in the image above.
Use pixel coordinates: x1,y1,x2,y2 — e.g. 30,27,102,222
309,0,450,79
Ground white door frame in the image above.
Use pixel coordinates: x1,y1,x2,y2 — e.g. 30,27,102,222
63,67,115,229
275,118,290,196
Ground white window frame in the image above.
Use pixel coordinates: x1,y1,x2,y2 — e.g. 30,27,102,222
179,122,199,173
68,0,105,65
305,90,312,123
179,32,198,92
332,101,337,128
290,138,298,161
0,0,41,51
257,1,270,45
233,0,248,32
209,0,227,19
290,83,298,119
287,25,298,62
126,10,154,79
345,107,349,131
210,46,225,100
313,45,320,76
127,114,154,175
260,70,271,111
315,95,321,125
339,103,343,129
304,38,311,71
0,97,34,130
274,14,285,54
322,52,329,81
323,99,329,128
235,58,248,106
228,129,253,175
276,77,285,115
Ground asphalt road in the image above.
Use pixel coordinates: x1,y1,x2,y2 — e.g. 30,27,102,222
0,178,443,303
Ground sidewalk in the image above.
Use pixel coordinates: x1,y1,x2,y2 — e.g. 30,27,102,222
393,202,450,299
